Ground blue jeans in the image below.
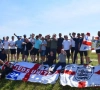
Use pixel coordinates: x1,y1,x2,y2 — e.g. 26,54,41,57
53,62,66,72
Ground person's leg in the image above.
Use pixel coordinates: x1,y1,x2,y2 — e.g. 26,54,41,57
17,48,20,61
80,51,83,64
73,50,78,64
71,47,74,63
37,49,39,63
97,54,100,64
52,49,57,63
87,50,92,64
53,62,61,72
14,49,16,61
25,50,29,62
66,50,70,64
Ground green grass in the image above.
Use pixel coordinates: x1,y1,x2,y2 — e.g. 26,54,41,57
1,53,100,90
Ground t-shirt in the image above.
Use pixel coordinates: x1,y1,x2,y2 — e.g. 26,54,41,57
47,55,55,64
57,37,64,47
62,40,71,50
71,38,75,47
58,53,66,63
41,40,47,50
15,40,22,49
30,38,35,46
9,41,16,49
50,38,57,49
34,39,42,49
0,53,7,61
26,42,33,50
3,41,10,49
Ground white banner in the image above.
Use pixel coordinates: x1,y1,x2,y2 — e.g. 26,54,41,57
6,62,61,84
60,64,100,88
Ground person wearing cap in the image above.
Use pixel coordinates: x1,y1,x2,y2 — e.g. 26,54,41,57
0,49,7,65
15,36,23,61
70,32,76,62
95,31,100,64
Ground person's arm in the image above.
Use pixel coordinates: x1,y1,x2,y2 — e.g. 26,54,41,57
14,33,18,37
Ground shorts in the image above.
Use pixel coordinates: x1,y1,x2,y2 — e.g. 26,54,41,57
96,49,100,54
80,51,87,56
25,49,34,56
43,61,53,67
17,48,22,54
71,47,75,53
41,50,46,56
33,48,39,56
10,49,16,54
57,47,62,54
5,49,10,54
46,47,50,55
65,50,70,58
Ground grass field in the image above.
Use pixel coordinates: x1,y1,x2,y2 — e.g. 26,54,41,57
0,53,100,90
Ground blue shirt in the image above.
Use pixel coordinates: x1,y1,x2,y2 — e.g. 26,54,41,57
15,40,22,49
34,39,42,49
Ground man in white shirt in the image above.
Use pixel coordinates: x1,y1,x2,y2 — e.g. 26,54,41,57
9,36,16,61
30,33,35,62
3,36,10,61
62,35,71,64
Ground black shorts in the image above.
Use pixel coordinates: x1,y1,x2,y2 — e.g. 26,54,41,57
33,48,39,56
25,49,34,56
80,51,87,56
17,48,22,54
65,50,70,58
96,49,100,54
10,49,16,54
71,47,75,53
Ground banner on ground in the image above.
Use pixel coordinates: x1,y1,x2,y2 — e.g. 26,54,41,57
60,64,100,88
6,62,61,84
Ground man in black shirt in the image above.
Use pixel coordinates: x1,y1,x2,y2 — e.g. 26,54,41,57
38,51,55,71
0,49,7,65
57,33,64,54
24,38,33,62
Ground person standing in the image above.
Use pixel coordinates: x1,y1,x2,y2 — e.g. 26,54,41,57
3,36,10,61
57,33,64,54
15,37,23,61
30,33,35,62
40,37,47,62
70,32,76,62
62,35,71,64
24,38,34,62
69,33,81,64
50,34,58,63
9,36,16,61
34,35,42,63
46,35,51,57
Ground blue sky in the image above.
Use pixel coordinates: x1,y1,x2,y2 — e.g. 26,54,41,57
0,0,100,40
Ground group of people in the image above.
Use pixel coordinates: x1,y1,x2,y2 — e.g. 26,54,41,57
0,31,100,77
0,31,100,65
